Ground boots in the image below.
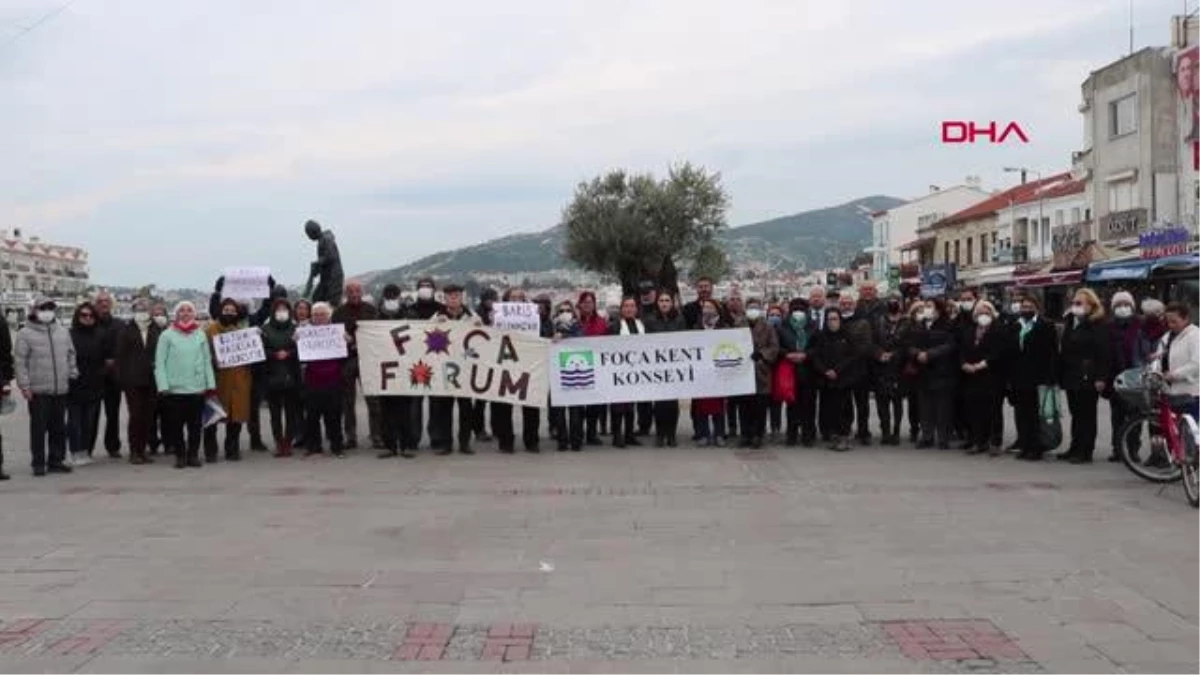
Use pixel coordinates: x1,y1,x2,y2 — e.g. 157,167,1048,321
0,436,9,480
203,426,220,464
612,414,626,448
174,448,187,469
275,436,293,458
458,433,474,455
225,423,242,461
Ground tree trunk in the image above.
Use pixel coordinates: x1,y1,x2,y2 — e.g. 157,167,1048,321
657,254,679,299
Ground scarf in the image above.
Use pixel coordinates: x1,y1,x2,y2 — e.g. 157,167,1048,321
789,317,809,350
1019,316,1036,349
173,320,198,334
618,318,645,335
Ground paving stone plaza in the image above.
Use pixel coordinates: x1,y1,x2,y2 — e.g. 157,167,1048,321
0,402,1195,673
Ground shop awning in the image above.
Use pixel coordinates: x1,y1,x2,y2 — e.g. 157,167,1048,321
974,265,1016,284
1151,252,1200,274
898,237,935,252
1085,257,1150,282
1013,269,1083,288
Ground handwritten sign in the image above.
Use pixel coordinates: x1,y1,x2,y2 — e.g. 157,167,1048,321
492,302,541,334
358,321,548,405
296,324,348,362
212,328,266,369
222,266,271,299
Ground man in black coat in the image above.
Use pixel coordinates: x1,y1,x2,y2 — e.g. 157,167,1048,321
91,291,125,459
1011,296,1060,461
838,292,876,444
0,317,13,479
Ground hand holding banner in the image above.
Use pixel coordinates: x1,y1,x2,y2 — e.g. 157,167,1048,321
222,266,271,299
212,328,266,369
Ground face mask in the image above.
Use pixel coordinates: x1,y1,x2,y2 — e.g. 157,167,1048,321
383,299,401,312
152,315,168,328
557,311,573,324
887,301,901,313
133,311,150,325
745,308,763,321
1020,310,1036,320
840,310,854,319
767,315,782,326
959,301,975,312
791,311,807,324
919,309,934,322
274,310,290,323
1070,305,1086,318
1010,303,1022,315
975,314,993,327
36,310,55,324
219,315,238,326
1114,306,1133,319
417,287,433,300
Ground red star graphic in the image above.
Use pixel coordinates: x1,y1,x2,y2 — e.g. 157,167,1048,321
409,360,434,388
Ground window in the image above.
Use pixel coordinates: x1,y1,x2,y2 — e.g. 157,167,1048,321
944,241,950,264
1109,180,1135,212
1110,94,1137,137
954,240,961,265
981,234,988,261
1085,207,1092,221
1071,207,1081,223
967,238,974,266
1055,209,1064,226
991,232,998,252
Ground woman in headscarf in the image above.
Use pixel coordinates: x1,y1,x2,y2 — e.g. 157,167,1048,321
155,301,215,469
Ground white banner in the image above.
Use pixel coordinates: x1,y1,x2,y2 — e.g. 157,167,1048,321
548,328,756,406
222,266,271,299
296,324,348,362
212,328,266,369
358,320,549,406
492,302,541,334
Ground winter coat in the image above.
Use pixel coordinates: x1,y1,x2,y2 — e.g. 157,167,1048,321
0,320,13,384
645,309,687,334
332,300,379,368
841,313,877,377
958,324,1009,396
1010,316,1059,389
776,316,818,386
1059,317,1111,391
116,321,162,390
205,321,253,422
1158,324,1200,398
69,322,108,402
810,328,867,390
15,319,77,395
94,315,121,383
1107,317,1150,384
872,315,913,394
408,299,444,320
259,319,301,392
908,317,958,391
747,318,780,395
155,325,216,395
578,313,609,337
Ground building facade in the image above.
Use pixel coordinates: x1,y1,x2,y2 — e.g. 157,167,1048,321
0,229,90,307
867,181,990,285
995,178,1088,266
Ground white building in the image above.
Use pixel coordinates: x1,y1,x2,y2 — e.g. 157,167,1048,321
0,228,90,307
994,177,1089,264
867,180,991,286
1171,12,1198,231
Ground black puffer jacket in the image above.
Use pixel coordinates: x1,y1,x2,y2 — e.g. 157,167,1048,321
1059,316,1111,391
811,327,866,390
909,317,958,391
69,311,107,401
645,309,687,333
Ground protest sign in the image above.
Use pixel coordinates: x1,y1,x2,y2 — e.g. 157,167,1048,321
211,328,266,369
492,302,541,334
548,328,756,406
222,266,271,299
296,324,348,362
358,320,548,405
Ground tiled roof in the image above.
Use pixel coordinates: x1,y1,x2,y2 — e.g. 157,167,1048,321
932,172,1073,229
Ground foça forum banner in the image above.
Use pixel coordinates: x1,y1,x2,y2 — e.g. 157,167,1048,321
358,321,548,405
548,328,756,406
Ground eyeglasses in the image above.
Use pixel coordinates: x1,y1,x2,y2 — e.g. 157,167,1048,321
78,313,94,319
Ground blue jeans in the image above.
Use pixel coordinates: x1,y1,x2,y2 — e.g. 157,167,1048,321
67,398,101,456
694,413,726,441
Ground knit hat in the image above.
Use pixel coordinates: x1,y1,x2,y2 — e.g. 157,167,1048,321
1111,291,1135,307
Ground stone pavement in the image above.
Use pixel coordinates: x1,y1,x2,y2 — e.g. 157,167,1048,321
0,400,1195,673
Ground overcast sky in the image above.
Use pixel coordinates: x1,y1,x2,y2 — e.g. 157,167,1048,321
0,0,1189,288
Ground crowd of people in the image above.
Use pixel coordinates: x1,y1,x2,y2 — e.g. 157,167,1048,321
0,275,1196,480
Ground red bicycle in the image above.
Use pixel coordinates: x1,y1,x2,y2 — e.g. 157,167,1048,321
1113,367,1199,508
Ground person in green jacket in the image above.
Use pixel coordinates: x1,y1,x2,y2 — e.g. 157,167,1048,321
154,301,216,469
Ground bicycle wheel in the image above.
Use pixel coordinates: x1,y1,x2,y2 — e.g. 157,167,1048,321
1117,414,1182,484
1180,416,1199,508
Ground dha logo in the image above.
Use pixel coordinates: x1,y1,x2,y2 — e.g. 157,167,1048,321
558,350,596,390
712,342,744,369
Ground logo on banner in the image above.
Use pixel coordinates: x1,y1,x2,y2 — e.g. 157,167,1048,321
712,342,744,369
409,360,434,388
558,350,596,390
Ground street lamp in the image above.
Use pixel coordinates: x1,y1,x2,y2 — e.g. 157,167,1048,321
1004,167,1045,260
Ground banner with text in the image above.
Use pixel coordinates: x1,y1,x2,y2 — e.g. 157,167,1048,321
358,321,549,405
548,328,756,406
296,324,348,362
222,266,271,299
212,328,266,369
492,302,541,334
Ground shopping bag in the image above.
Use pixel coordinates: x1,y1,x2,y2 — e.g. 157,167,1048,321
772,360,796,404
202,397,227,429
1037,385,1062,451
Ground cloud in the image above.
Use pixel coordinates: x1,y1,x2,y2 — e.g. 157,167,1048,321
0,0,1186,287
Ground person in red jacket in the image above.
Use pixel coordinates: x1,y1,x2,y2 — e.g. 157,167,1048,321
577,291,609,445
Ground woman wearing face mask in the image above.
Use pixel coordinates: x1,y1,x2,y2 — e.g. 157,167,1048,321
764,305,787,443
203,298,254,463
958,301,1008,456
1104,291,1148,461
644,290,688,447
737,298,780,449
577,291,610,445
693,298,729,445
1156,302,1199,419
909,299,958,449
259,298,301,458
155,301,215,469
1009,296,1060,461
900,301,925,443
490,288,545,454
1056,288,1110,464
66,302,106,467
116,298,164,465
146,302,171,455
551,300,586,451
608,297,645,448
778,298,817,446
810,307,864,451
871,295,913,446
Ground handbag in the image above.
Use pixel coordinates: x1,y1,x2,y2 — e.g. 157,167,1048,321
1037,385,1062,451
772,360,796,404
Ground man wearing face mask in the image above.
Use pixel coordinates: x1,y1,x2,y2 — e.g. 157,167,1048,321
16,299,77,476
374,284,415,459
116,298,164,465
429,284,481,455
837,292,875,444
1010,296,1059,461
331,281,378,451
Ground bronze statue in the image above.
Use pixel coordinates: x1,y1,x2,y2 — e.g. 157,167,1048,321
303,219,344,307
